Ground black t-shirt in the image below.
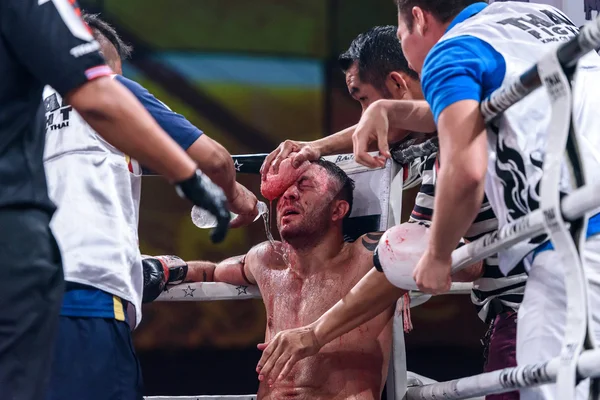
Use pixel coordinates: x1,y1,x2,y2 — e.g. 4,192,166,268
0,0,110,213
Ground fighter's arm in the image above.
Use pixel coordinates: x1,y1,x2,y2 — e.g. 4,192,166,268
186,255,257,286
256,232,405,384
141,249,261,303
187,241,275,285
261,100,435,176
413,37,504,294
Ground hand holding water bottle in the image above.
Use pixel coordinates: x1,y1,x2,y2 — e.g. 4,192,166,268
192,200,268,229
225,182,260,228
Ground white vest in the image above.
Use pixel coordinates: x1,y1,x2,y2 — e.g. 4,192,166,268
439,2,600,273
43,83,143,327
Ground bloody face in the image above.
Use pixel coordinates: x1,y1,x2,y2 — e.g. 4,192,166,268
276,164,340,243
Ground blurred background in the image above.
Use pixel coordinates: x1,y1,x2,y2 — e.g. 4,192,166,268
79,0,488,397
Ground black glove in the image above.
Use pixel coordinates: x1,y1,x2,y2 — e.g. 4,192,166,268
142,255,189,303
176,170,230,243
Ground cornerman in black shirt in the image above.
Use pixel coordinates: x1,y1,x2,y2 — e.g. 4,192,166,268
0,1,230,398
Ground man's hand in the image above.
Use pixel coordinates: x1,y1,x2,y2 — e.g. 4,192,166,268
176,170,230,243
412,249,452,295
260,140,321,179
352,100,392,168
256,325,321,385
228,182,259,228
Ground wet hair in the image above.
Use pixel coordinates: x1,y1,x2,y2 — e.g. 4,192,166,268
395,0,486,31
312,159,355,218
338,25,419,91
81,13,133,61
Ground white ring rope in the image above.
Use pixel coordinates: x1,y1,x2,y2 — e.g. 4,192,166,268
156,282,473,303
450,182,600,272
405,349,600,400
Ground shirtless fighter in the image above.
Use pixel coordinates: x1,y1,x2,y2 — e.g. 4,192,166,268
148,159,396,399
143,158,482,399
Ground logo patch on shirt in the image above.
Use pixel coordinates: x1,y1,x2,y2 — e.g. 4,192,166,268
70,40,100,58
44,93,61,113
496,8,578,44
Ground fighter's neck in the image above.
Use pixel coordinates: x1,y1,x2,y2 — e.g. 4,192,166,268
283,231,346,274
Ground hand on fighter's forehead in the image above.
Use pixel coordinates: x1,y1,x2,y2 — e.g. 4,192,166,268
260,153,311,201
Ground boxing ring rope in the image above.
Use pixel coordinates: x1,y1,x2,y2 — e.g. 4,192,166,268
147,15,600,400
156,282,473,302
405,349,600,400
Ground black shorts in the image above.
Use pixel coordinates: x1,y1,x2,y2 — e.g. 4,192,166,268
0,208,64,400
47,316,144,400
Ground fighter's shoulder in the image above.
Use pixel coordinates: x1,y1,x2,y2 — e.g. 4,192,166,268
353,232,385,254
246,241,286,270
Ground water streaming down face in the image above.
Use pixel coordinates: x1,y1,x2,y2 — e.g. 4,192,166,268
261,159,347,269
260,154,312,264
275,164,339,244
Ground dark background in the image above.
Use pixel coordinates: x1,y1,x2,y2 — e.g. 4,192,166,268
78,0,491,396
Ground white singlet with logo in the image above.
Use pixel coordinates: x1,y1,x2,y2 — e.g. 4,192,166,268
439,2,600,273
42,81,143,327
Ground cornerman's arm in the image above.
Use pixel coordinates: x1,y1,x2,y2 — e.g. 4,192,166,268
428,101,487,260
112,75,257,226
315,100,435,155
186,136,237,200
66,78,196,182
312,268,405,346
352,99,436,168
255,233,404,383
112,76,242,204
262,99,435,175
187,137,257,227
370,99,436,134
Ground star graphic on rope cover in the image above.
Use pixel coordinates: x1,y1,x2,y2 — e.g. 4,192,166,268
234,159,243,172
236,285,248,295
183,285,196,297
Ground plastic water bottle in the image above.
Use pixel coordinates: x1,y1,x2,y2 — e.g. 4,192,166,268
191,201,268,229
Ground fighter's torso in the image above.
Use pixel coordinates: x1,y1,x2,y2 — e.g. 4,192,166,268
251,241,393,400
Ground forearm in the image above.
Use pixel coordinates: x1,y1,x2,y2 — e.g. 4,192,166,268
187,136,237,200
67,77,196,182
429,161,485,259
312,125,356,155
429,100,488,260
378,99,436,137
312,269,405,346
186,261,216,282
